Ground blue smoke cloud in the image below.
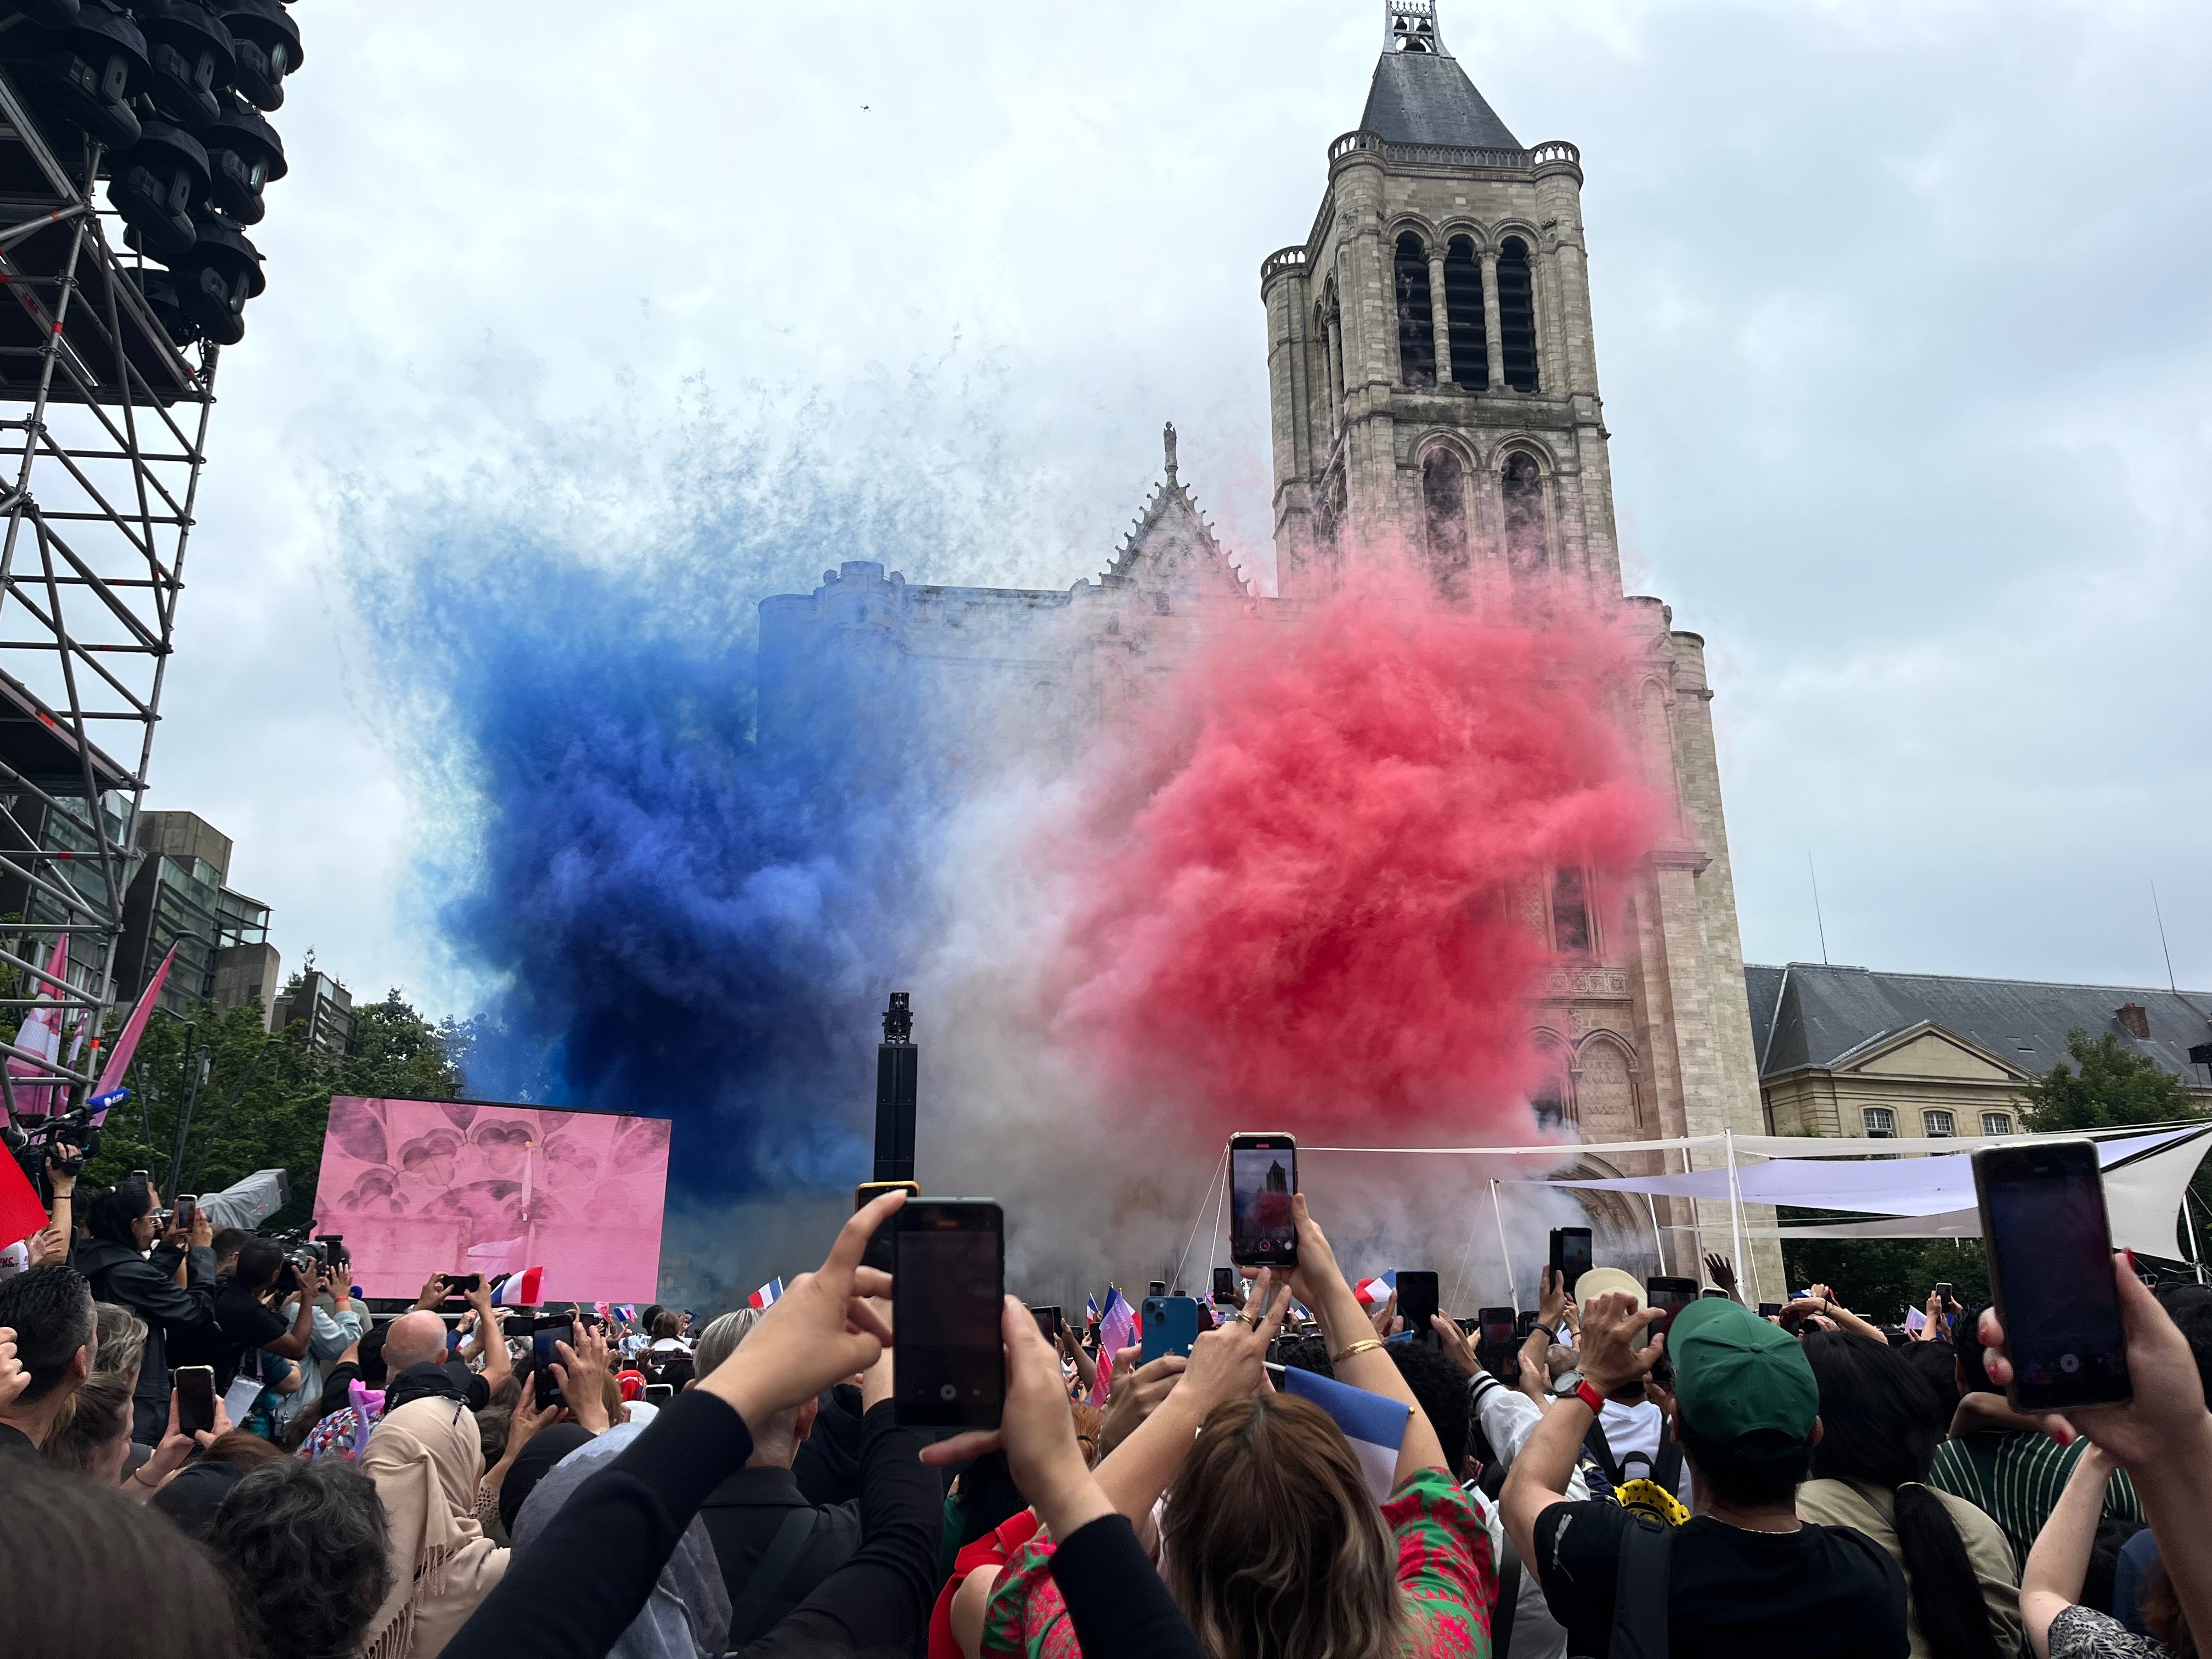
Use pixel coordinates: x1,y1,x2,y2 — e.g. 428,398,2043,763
352,376,1047,1201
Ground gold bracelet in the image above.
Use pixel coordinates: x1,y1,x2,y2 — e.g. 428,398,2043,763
1331,1337,1386,1364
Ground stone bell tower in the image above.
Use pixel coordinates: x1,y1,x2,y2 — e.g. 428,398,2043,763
1260,0,1620,602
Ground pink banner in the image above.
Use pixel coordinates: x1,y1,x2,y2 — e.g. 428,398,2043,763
313,1097,672,1302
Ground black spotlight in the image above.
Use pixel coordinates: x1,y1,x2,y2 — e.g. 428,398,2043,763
138,1,235,128
4,1,83,26
217,0,295,111
171,210,260,344
17,0,150,149
126,263,197,347
110,120,207,261
198,92,280,222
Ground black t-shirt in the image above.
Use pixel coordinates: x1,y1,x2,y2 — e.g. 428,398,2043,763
205,1280,289,1392
1532,1500,1908,1659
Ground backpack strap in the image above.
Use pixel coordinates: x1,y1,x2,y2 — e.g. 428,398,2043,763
726,1506,818,1648
1652,1435,1684,1499
1607,1513,1675,1659
1582,1418,1623,1488
1493,1528,1523,1659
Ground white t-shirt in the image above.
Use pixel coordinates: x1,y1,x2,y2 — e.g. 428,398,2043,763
1596,1397,1694,1509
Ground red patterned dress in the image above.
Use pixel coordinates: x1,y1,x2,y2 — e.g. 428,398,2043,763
979,1468,1495,1658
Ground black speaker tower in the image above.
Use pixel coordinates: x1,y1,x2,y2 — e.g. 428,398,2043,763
873,992,917,1182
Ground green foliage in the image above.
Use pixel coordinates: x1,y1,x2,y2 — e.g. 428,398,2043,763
80,987,465,1231
2023,1029,2212,1240
1780,1235,1988,1328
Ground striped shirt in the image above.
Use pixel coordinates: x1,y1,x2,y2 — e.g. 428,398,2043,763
1928,1431,2141,1565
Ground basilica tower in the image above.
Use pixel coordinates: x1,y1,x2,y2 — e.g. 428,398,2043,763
1261,0,1618,600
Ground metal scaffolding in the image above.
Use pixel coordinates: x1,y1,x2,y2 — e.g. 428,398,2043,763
0,68,219,1114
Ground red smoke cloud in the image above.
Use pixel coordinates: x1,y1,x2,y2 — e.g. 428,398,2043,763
1048,586,1665,1144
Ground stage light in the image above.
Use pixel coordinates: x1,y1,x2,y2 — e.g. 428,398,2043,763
9,0,150,149
127,264,198,347
171,210,261,344
216,0,296,111
111,120,208,261
138,1,237,129
3,2,84,29
199,92,281,222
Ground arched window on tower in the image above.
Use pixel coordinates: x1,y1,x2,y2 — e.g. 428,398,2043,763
1532,1032,1572,1130
1551,866,1592,955
1421,448,1468,596
1443,237,1486,389
1393,233,1436,388
1502,452,1546,579
1321,289,1345,433
1497,236,1539,391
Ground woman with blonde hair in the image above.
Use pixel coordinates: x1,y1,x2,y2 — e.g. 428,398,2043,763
359,1395,510,1658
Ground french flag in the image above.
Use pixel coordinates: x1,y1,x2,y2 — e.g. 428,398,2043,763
1090,1288,1137,1404
615,1304,637,1323
1281,1367,1410,1503
748,1277,784,1310
489,1267,544,1307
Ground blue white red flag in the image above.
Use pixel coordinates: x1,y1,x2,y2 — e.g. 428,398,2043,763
1090,1287,1136,1404
489,1266,544,1307
615,1304,637,1323
748,1277,784,1310
1280,1367,1409,1502
1086,1295,1100,1325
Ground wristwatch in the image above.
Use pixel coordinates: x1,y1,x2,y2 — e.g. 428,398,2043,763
1571,1380,1606,1415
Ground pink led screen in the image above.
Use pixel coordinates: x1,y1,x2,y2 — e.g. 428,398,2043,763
314,1097,672,1301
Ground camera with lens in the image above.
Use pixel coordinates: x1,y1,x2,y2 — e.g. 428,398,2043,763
1,1101,100,1197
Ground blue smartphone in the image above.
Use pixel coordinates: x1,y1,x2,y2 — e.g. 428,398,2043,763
1140,1295,1200,1362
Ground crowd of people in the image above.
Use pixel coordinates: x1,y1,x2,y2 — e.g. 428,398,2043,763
2,1140,2209,1659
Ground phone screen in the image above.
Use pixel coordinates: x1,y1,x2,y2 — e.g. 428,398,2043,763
173,1195,198,1230
1549,1227,1592,1292
1975,1141,2130,1411
894,1201,1005,1428
1396,1271,1440,1345
1758,1301,1783,1318
447,1273,481,1295
1229,1135,1297,1266
1030,1305,1062,1341
645,1382,674,1403
1477,1305,1517,1347
1645,1277,1698,1335
176,1365,216,1436
1212,1266,1237,1300
1517,1309,1542,1340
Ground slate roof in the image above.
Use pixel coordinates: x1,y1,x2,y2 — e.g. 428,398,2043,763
1747,962,2212,1085
1359,47,1522,151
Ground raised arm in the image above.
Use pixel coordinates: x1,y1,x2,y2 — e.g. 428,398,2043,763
1501,1292,1661,1567
2019,1444,2116,1659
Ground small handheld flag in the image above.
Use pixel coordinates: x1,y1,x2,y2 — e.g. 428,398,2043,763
488,1266,545,1307
1091,1287,1136,1404
1280,1366,1409,1503
748,1278,784,1310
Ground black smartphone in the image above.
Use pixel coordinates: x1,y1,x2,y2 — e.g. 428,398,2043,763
175,1364,216,1436
1644,1276,1699,1336
893,1199,1006,1429
1548,1227,1592,1293
1477,1305,1517,1348
1700,1287,1730,1300
1934,1281,1953,1304
856,1180,919,1274
445,1273,482,1295
532,1323,573,1409
1030,1305,1063,1341
1396,1271,1441,1345
315,1233,346,1266
173,1194,198,1232
1212,1266,1237,1300
1228,1132,1298,1267
1758,1301,1783,1318
1517,1309,1542,1340
645,1382,673,1403
1974,1140,2131,1412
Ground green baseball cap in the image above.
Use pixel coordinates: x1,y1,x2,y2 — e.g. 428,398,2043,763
1667,1297,1819,1458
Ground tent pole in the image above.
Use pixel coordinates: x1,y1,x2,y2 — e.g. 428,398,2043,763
1491,1180,1518,1305
1725,1128,1747,1290
2187,1189,2208,1287
1645,1192,1664,1278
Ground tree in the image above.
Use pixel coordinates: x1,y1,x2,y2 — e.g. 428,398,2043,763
80,986,465,1231
2021,1029,2212,1244
1779,1235,1988,1328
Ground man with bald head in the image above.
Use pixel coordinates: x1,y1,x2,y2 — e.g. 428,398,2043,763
299,1281,513,1463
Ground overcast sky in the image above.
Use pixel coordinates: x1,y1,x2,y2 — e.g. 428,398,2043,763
142,0,2212,1019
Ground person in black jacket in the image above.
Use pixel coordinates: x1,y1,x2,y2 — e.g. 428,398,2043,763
442,1190,1205,1659
72,1179,219,1444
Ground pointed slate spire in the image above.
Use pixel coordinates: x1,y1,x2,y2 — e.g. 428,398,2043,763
1363,1,1522,150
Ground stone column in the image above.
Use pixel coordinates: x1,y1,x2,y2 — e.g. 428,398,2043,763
1480,251,1505,391
1427,251,1452,386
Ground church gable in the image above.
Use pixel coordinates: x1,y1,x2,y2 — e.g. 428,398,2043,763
1103,424,1251,600
1843,1022,2022,1082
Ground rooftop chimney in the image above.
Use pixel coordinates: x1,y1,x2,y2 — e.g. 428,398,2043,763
2115,1001,2151,1040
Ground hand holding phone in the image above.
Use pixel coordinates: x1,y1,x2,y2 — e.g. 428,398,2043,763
1228,1133,1297,1268
1644,1276,1698,1336
1139,1295,1200,1363
1973,1141,2130,1412
1548,1227,1592,1295
857,1180,921,1274
893,1199,1005,1427
174,1365,217,1437
1396,1271,1441,1348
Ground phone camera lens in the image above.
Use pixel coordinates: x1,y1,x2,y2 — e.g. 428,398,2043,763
938,1383,958,1402
2059,1353,2080,1374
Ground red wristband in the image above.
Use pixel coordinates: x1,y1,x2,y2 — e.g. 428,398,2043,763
1572,1381,1606,1415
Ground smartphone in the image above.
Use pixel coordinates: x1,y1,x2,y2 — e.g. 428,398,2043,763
856,1180,920,1274
1477,1305,1517,1348
893,1199,1005,1429
1934,1281,1953,1304
1397,1271,1441,1346
1644,1276,1699,1336
1974,1140,2131,1412
1139,1295,1200,1362
175,1364,217,1436
1228,1132,1298,1267
316,1233,346,1265
1700,1287,1730,1300
1030,1305,1063,1341
531,1323,572,1409
173,1194,198,1232
445,1273,482,1295
1548,1227,1593,1294
645,1382,674,1403
1148,1279,1169,1299
1212,1266,1237,1300
1758,1302,1783,1318
1517,1309,1542,1340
